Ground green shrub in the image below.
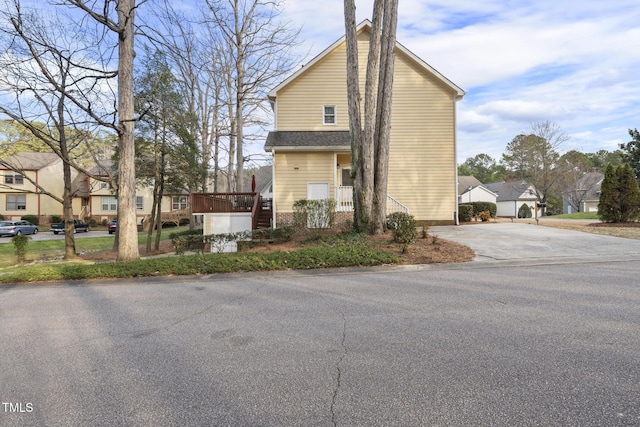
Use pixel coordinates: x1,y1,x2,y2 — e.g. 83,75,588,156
11,234,31,265
598,163,640,223
293,199,337,231
458,204,473,222
21,215,39,225
0,213,4,220
471,202,497,218
272,225,295,241
518,203,532,218
51,215,62,224
386,212,416,244
84,217,98,227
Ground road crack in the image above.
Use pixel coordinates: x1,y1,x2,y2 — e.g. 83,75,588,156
330,311,347,427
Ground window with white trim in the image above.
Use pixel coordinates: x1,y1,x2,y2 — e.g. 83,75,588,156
6,194,26,210
136,196,144,210
323,105,336,125
101,196,117,211
172,196,187,210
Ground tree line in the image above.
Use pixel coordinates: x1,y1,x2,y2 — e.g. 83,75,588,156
458,122,640,215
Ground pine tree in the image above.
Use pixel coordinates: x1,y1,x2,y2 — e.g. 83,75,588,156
598,163,620,222
617,163,640,222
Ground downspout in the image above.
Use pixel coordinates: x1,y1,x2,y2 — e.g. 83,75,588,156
454,99,459,225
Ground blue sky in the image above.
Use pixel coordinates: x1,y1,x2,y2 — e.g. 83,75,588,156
279,0,640,162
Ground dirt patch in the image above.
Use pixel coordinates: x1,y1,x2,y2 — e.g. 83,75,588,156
79,231,476,265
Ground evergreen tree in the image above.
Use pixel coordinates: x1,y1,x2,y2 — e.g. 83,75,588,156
617,163,640,222
620,129,640,182
598,164,620,222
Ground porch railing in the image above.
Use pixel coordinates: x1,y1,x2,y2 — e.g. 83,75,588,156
191,192,256,213
334,186,409,214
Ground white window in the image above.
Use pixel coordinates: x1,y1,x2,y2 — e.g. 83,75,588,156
6,194,26,210
101,196,117,211
136,196,144,210
172,196,187,210
323,105,336,125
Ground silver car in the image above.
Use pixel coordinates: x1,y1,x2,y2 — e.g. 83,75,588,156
0,220,39,237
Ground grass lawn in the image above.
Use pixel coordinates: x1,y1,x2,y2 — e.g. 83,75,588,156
0,226,190,269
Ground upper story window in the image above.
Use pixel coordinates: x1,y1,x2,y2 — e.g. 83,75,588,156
4,173,24,185
136,196,144,210
100,182,108,189
323,105,336,125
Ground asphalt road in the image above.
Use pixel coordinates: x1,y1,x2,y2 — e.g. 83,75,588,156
0,230,109,243
1,250,639,425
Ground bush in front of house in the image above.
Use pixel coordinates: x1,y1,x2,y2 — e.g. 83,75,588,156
471,202,497,218
51,215,62,224
21,215,39,225
293,198,337,232
518,203,532,218
386,212,416,245
458,204,473,222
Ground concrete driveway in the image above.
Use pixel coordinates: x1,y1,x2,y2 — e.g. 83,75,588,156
430,222,640,263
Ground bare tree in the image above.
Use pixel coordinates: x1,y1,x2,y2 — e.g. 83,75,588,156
0,0,118,259
502,121,569,213
205,0,300,192
60,0,144,261
344,0,398,234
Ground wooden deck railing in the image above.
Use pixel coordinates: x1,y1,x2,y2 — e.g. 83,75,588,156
192,192,257,213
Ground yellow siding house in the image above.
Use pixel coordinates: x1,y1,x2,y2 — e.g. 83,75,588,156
265,20,465,225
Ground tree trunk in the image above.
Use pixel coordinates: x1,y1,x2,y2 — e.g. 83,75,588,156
116,0,139,262
344,0,367,232
372,0,398,234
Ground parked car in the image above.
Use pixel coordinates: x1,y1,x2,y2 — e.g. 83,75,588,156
0,220,38,237
108,220,117,234
50,219,90,234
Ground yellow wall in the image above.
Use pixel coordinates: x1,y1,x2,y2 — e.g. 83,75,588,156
274,152,336,212
272,30,458,222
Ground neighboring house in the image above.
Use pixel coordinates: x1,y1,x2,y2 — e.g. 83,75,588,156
0,152,74,222
82,160,191,226
562,172,603,214
485,180,541,217
243,165,273,200
458,176,497,204
264,20,465,226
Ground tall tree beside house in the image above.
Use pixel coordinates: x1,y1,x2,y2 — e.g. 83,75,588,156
0,2,118,260
502,121,569,214
135,48,183,252
619,128,640,182
344,0,399,234
204,0,301,192
62,0,140,262
598,163,640,223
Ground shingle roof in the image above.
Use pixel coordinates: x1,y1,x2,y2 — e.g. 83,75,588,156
458,176,484,195
0,152,60,170
485,180,538,202
264,131,351,151
568,172,604,201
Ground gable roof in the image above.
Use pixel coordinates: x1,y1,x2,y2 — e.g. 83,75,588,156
458,176,484,193
0,152,60,170
243,165,273,193
268,20,465,105
265,131,351,151
485,180,538,202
